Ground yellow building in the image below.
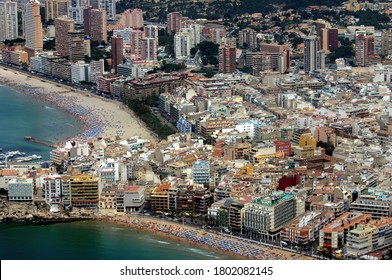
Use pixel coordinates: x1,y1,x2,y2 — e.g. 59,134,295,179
70,174,99,208
151,184,170,212
346,0,361,12
294,133,317,159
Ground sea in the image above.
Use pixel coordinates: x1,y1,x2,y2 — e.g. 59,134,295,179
0,84,229,260
0,84,83,160
0,221,230,260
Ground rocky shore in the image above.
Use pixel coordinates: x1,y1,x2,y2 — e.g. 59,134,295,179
0,197,95,223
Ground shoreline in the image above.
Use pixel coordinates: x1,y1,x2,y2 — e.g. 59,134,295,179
99,215,315,260
0,211,315,260
0,67,157,144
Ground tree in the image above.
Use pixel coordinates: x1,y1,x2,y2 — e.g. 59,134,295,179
317,141,335,156
203,68,215,78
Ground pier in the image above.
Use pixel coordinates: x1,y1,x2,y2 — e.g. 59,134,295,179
24,136,57,148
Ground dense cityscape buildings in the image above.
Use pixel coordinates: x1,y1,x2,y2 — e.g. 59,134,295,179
0,0,392,261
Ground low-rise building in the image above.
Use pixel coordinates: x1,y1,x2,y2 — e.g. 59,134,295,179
319,212,372,250
8,178,33,201
346,217,392,257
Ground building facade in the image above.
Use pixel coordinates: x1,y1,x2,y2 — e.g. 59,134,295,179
0,0,18,42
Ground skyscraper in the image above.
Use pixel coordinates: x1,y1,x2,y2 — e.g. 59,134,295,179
141,37,157,62
90,8,107,43
130,29,142,58
69,0,84,25
55,16,75,57
167,12,182,34
144,24,158,42
382,29,392,56
123,8,143,28
174,32,190,59
355,34,377,67
304,34,324,73
99,0,116,21
239,28,258,49
68,32,86,62
0,0,18,42
45,0,69,22
219,44,236,73
111,35,123,73
83,6,91,36
23,0,43,57
328,28,339,51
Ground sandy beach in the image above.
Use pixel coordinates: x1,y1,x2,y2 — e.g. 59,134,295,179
104,215,315,260
0,67,157,143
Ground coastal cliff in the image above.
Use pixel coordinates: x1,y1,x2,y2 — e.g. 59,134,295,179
0,197,95,223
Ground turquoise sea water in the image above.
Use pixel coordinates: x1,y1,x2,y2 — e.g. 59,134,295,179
0,84,83,160
0,221,230,260
0,84,229,260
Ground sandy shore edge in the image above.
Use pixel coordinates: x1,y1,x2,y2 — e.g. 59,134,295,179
0,67,157,143
99,215,315,260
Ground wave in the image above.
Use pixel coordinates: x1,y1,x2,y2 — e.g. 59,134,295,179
156,240,171,245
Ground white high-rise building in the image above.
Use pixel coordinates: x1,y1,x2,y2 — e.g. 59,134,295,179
23,0,43,54
71,60,91,82
0,0,18,42
304,34,325,74
174,32,190,59
188,24,201,48
99,0,116,21
181,26,200,49
69,0,84,25
142,37,157,62
113,27,133,45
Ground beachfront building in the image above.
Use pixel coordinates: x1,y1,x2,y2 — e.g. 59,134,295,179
243,192,304,240
99,187,117,211
350,189,392,219
122,74,183,101
50,59,72,81
90,59,104,82
8,178,33,201
23,0,43,58
55,16,75,57
151,184,170,212
123,186,145,213
281,211,335,248
97,73,122,94
111,35,123,74
319,212,372,250
0,169,19,192
1,48,28,66
43,175,62,207
345,217,392,257
70,174,99,208
45,0,69,22
71,60,91,83
0,0,18,42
